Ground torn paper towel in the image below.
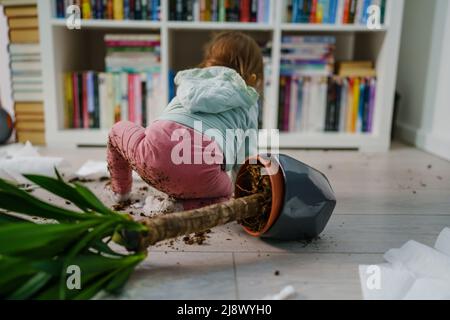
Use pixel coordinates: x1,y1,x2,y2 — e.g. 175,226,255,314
262,286,296,300
75,160,141,180
0,142,66,184
75,160,110,180
359,227,450,300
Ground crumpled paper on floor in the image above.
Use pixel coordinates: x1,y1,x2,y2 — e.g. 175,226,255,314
0,141,66,184
75,160,141,181
359,228,450,300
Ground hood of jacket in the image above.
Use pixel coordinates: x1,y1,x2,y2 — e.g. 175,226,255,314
174,66,259,114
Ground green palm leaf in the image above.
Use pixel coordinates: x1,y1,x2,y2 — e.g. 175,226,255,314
0,174,149,300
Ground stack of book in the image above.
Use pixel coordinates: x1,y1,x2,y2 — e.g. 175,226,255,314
5,3,45,145
55,0,161,21
278,36,377,134
63,71,162,130
169,0,271,23
286,0,387,25
105,34,160,72
281,35,336,77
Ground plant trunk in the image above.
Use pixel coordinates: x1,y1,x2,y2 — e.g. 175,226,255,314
139,193,265,248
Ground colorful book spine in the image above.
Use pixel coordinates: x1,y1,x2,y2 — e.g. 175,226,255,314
357,78,365,132
250,0,258,22
211,0,219,21
135,74,143,126
72,73,80,128
257,0,265,23
64,73,74,128
128,73,135,122
240,0,250,22
87,71,95,128
113,0,124,19
292,0,300,23
218,0,226,21
367,78,376,132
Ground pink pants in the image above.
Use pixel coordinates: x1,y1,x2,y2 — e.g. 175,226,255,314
107,120,233,210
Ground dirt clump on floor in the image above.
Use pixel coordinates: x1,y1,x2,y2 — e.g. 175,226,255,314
182,230,211,245
112,199,132,211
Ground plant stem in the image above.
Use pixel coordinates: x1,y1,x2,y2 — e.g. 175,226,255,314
138,193,265,248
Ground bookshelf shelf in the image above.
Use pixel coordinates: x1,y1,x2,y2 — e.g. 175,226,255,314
167,21,274,31
277,132,381,150
50,18,162,29
280,23,388,32
38,0,404,151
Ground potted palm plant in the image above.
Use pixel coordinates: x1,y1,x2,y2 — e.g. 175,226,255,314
0,154,335,299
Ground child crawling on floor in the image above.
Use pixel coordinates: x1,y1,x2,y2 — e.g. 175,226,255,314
107,31,263,210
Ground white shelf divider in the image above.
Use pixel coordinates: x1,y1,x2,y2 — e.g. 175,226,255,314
38,0,404,151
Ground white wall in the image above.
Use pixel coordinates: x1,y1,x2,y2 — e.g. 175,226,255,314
395,0,450,160
0,4,13,118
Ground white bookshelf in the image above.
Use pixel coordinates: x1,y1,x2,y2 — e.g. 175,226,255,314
38,0,404,151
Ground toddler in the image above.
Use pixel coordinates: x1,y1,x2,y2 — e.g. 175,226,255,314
107,31,263,210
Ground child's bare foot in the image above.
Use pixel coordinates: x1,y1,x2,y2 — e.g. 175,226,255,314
112,192,131,203
106,185,131,203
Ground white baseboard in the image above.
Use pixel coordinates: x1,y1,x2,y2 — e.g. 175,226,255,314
396,122,450,161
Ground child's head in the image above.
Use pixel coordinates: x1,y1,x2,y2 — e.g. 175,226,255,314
201,31,264,93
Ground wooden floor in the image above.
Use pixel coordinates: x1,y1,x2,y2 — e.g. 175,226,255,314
38,142,450,300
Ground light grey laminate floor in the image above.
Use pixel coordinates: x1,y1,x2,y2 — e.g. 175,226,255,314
37,142,450,300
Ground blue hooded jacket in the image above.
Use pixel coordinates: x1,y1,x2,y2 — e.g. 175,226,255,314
157,66,260,172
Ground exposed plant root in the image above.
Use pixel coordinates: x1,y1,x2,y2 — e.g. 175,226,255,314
235,164,272,233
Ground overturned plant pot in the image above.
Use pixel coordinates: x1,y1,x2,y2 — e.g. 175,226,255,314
235,154,336,241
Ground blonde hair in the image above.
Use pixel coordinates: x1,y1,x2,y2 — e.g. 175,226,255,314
200,31,264,94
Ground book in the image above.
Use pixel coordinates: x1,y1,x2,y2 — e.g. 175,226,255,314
240,0,250,22
338,60,376,77
9,43,40,55
113,0,124,19
13,91,43,101
15,102,43,114
98,73,115,129
16,121,45,131
9,29,39,43
250,0,258,22
11,60,42,72
15,113,45,122
8,16,38,29
12,82,43,91
16,131,45,145
64,73,74,128
338,68,377,77
4,5,37,17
